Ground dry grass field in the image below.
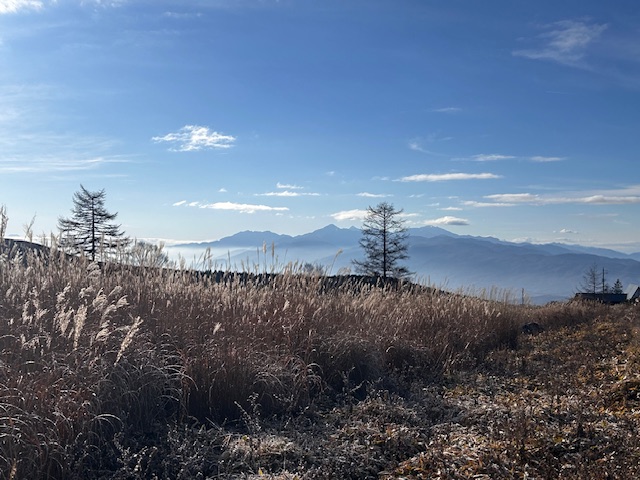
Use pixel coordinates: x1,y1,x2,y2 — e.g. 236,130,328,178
1,242,639,479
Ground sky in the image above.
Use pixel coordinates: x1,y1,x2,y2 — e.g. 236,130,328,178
1,0,640,252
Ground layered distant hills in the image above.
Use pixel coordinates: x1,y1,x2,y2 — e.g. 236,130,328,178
168,225,640,304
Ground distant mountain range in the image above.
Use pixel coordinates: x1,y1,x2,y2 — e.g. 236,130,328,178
168,225,640,304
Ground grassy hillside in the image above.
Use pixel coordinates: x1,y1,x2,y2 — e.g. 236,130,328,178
0,243,638,479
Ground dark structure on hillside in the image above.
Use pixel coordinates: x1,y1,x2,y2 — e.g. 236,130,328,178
574,283,640,305
574,292,629,304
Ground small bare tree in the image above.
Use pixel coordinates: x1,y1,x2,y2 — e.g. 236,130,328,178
352,202,410,279
579,263,611,294
579,263,599,294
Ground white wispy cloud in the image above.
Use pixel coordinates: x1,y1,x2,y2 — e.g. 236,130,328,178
174,200,288,214
0,84,55,126
408,133,452,156
513,20,608,67
462,201,515,208
257,182,319,197
0,0,128,14
432,107,461,113
577,212,619,218
0,84,131,174
471,154,516,162
357,192,391,198
399,172,501,182
440,206,463,211
152,125,236,152
163,11,203,19
84,0,128,8
0,153,130,173
559,228,579,234
473,188,640,206
255,191,320,197
530,156,565,162
276,182,304,190
408,141,430,154
459,153,564,163
0,0,43,14
201,202,288,213
490,193,640,205
424,216,470,226
573,195,640,204
485,193,540,203
331,209,368,221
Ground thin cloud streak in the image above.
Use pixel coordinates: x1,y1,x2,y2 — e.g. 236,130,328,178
486,193,640,205
468,189,640,206
457,154,565,163
0,87,129,174
255,191,320,197
408,142,426,152
432,107,461,113
357,192,391,198
485,193,540,203
573,195,640,205
408,142,442,156
462,201,515,208
408,133,451,156
471,154,516,162
276,183,304,190
0,154,130,173
530,156,565,162
400,173,501,182
513,20,608,67
174,200,288,214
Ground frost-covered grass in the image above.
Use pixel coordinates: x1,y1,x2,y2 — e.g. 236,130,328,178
0,241,626,479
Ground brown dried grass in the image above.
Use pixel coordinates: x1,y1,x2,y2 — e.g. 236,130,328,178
0,241,617,478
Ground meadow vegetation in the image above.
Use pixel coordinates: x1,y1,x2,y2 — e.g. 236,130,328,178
1,239,638,479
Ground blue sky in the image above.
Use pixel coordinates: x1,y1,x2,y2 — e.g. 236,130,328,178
1,0,639,252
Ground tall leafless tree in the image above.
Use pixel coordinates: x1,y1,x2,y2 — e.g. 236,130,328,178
58,185,128,261
352,202,410,279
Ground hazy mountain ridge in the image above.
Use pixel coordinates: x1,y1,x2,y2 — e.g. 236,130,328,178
169,225,640,304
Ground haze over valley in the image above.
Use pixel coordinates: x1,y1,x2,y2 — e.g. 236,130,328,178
168,224,640,304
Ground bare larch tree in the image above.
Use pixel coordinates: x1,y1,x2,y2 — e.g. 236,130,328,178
352,202,410,279
58,185,128,261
